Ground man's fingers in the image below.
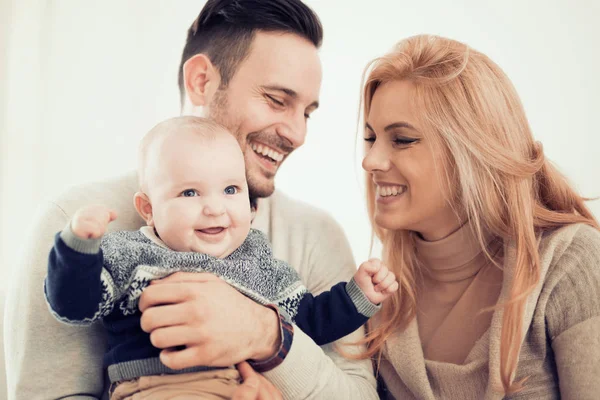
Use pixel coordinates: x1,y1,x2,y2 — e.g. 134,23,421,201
148,325,201,349
236,361,256,380
140,303,188,332
159,346,207,370
259,378,283,400
138,283,192,312
232,376,260,400
150,271,221,285
235,362,282,400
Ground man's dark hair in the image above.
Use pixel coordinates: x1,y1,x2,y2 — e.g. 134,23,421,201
178,0,323,106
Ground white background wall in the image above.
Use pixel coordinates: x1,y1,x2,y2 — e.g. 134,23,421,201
1,0,599,298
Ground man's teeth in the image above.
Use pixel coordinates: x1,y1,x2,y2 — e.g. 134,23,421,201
377,185,406,197
251,143,284,162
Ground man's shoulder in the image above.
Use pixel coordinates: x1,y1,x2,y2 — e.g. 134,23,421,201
52,171,138,214
263,190,353,256
267,190,335,224
50,171,143,231
262,190,352,243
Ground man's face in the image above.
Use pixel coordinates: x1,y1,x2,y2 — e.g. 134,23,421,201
205,32,322,198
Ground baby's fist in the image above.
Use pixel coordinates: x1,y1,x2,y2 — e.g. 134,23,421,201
71,204,117,239
354,258,399,305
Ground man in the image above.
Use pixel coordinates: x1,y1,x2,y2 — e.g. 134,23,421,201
4,1,377,399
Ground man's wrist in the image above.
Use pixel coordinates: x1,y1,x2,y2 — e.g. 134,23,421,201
248,304,294,373
252,305,282,361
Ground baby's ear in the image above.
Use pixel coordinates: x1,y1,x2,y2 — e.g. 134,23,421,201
133,192,154,226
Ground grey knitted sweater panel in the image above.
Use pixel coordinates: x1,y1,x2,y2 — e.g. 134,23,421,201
97,228,306,322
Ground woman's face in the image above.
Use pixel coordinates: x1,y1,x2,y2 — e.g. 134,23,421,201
362,80,462,241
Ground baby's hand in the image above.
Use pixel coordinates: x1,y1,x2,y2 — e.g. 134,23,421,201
354,258,399,305
71,204,117,239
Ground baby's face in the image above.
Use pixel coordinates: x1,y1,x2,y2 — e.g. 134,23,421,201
144,131,252,258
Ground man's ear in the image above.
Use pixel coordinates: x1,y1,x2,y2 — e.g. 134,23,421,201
183,54,222,106
133,192,154,226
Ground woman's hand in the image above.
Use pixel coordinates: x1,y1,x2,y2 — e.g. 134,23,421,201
232,361,282,400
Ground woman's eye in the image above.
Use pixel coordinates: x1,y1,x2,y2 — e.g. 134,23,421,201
394,137,419,146
224,186,238,195
181,189,197,197
364,136,376,144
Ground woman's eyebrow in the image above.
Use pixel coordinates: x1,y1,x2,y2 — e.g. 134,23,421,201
365,121,417,132
384,121,417,132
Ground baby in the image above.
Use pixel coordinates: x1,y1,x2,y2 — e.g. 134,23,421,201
45,116,398,399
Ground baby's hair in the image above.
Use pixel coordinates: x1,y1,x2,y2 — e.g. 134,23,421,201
137,116,232,191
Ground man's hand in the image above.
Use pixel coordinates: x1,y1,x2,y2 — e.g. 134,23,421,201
71,204,117,239
353,258,399,305
232,361,282,400
138,272,281,370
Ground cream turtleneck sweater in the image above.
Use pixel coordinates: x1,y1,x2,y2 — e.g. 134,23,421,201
415,221,503,364
377,223,600,400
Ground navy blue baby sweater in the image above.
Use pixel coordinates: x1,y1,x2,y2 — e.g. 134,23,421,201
45,227,379,382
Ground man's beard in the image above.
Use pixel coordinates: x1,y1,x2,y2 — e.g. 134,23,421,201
245,156,276,199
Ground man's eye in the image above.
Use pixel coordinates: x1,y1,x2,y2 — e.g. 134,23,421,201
224,186,238,195
181,189,198,197
266,95,284,107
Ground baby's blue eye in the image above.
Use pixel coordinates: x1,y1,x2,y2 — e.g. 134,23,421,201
182,189,198,197
224,186,238,195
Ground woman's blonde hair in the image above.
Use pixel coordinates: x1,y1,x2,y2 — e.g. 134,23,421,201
358,35,598,394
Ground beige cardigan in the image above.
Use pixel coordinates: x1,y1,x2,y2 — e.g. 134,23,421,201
379,223,600,400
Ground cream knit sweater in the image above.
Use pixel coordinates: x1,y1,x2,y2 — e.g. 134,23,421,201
4,172,378,400
378,223,600,400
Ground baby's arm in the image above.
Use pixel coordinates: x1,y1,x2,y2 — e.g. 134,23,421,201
352,258,399,306
287,259,397,346
70,204,117,240
44,204,118,324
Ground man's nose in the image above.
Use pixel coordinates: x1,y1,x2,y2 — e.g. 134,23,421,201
277,111,307,149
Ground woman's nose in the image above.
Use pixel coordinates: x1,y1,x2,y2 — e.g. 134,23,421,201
362,144,391,172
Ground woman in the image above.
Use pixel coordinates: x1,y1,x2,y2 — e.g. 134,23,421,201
358,35,600,399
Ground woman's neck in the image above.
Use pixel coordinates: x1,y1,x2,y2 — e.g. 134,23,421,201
415,219,500,282
416,211,467,242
